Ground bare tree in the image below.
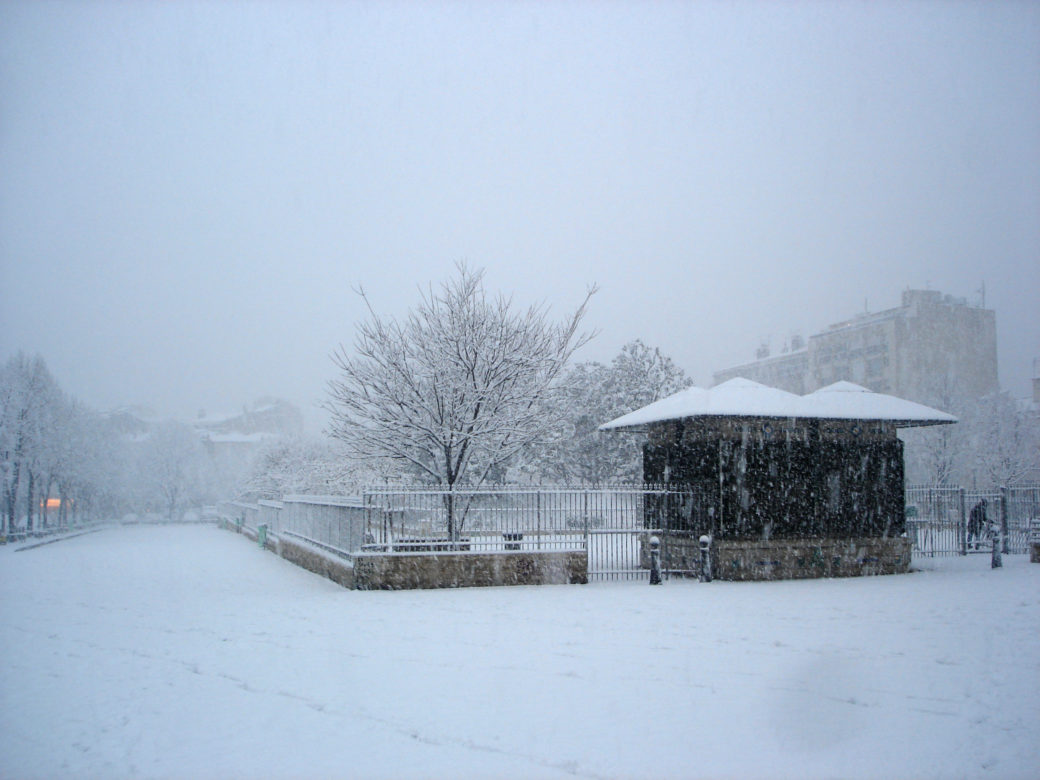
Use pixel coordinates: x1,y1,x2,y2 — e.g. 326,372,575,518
57,405,123,524
901,374,971,486
139,420,209,521
326,264,595,536
968,391,1039,487
522,340,692,484
239,435,371,500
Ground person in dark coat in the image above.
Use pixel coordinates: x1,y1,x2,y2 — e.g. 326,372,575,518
968,499,988,550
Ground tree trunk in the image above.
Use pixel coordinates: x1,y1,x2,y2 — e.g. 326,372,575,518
59,487,69,528
2,485,11,536
25,469,35,534
5,459,21,534
444,487,456,544
42,476,55,530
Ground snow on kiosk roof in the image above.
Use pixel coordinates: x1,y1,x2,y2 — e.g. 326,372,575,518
598,377,957,431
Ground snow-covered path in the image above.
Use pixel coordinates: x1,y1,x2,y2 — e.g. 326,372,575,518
1,525,1037,779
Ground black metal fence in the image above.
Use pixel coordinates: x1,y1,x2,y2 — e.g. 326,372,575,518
216,483,1040,577
359,484,712,580
904,485,1040,556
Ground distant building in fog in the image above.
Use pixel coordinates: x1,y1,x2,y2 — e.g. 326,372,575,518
109,398,303,498
193,398,303,481
192,397,303,440
713,289,998,405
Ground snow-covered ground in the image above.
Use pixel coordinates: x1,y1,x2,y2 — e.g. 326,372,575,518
1,525,1037,780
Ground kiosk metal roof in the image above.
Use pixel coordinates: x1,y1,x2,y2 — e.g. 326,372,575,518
599,378,957,431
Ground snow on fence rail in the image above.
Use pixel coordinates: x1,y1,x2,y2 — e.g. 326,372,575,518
216,497,366,558
216,501,260,534
216,486,699,563
362,485,650,550
257,500,282,534
280,495,367,557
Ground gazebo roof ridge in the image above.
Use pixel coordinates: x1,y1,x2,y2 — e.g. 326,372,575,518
598,377,957,431
802,380,959,426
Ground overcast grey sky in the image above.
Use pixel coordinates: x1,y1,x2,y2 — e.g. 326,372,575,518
2,1,1038,428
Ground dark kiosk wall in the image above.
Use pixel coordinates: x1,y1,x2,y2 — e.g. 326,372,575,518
643,416,905,541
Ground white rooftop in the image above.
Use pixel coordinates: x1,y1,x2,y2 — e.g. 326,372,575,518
598,378,957,430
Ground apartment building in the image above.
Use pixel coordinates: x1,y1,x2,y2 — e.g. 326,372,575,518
714,289,998,405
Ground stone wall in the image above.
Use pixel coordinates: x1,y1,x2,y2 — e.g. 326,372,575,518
637,532,705,577
641,533,911,581
352,550,588,590
220,519,586,590
660,532,705,576
277,535,356,589
714,537,911,581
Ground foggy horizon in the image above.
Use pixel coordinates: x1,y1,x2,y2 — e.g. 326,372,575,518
2,1,1038,429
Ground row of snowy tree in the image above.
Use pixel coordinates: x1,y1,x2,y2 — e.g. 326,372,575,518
1,353,118,532
0,353,235,533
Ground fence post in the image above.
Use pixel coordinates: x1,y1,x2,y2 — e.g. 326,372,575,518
959,488,967,556
363,490,371,548
536,490,542,551
449,487,457,548
1001,485,1010,555
583,490,590,553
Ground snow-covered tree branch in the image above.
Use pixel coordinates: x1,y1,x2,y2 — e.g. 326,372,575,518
325,263,596,522
238,435,379,500
520,340,692,484
968,391,1039,487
